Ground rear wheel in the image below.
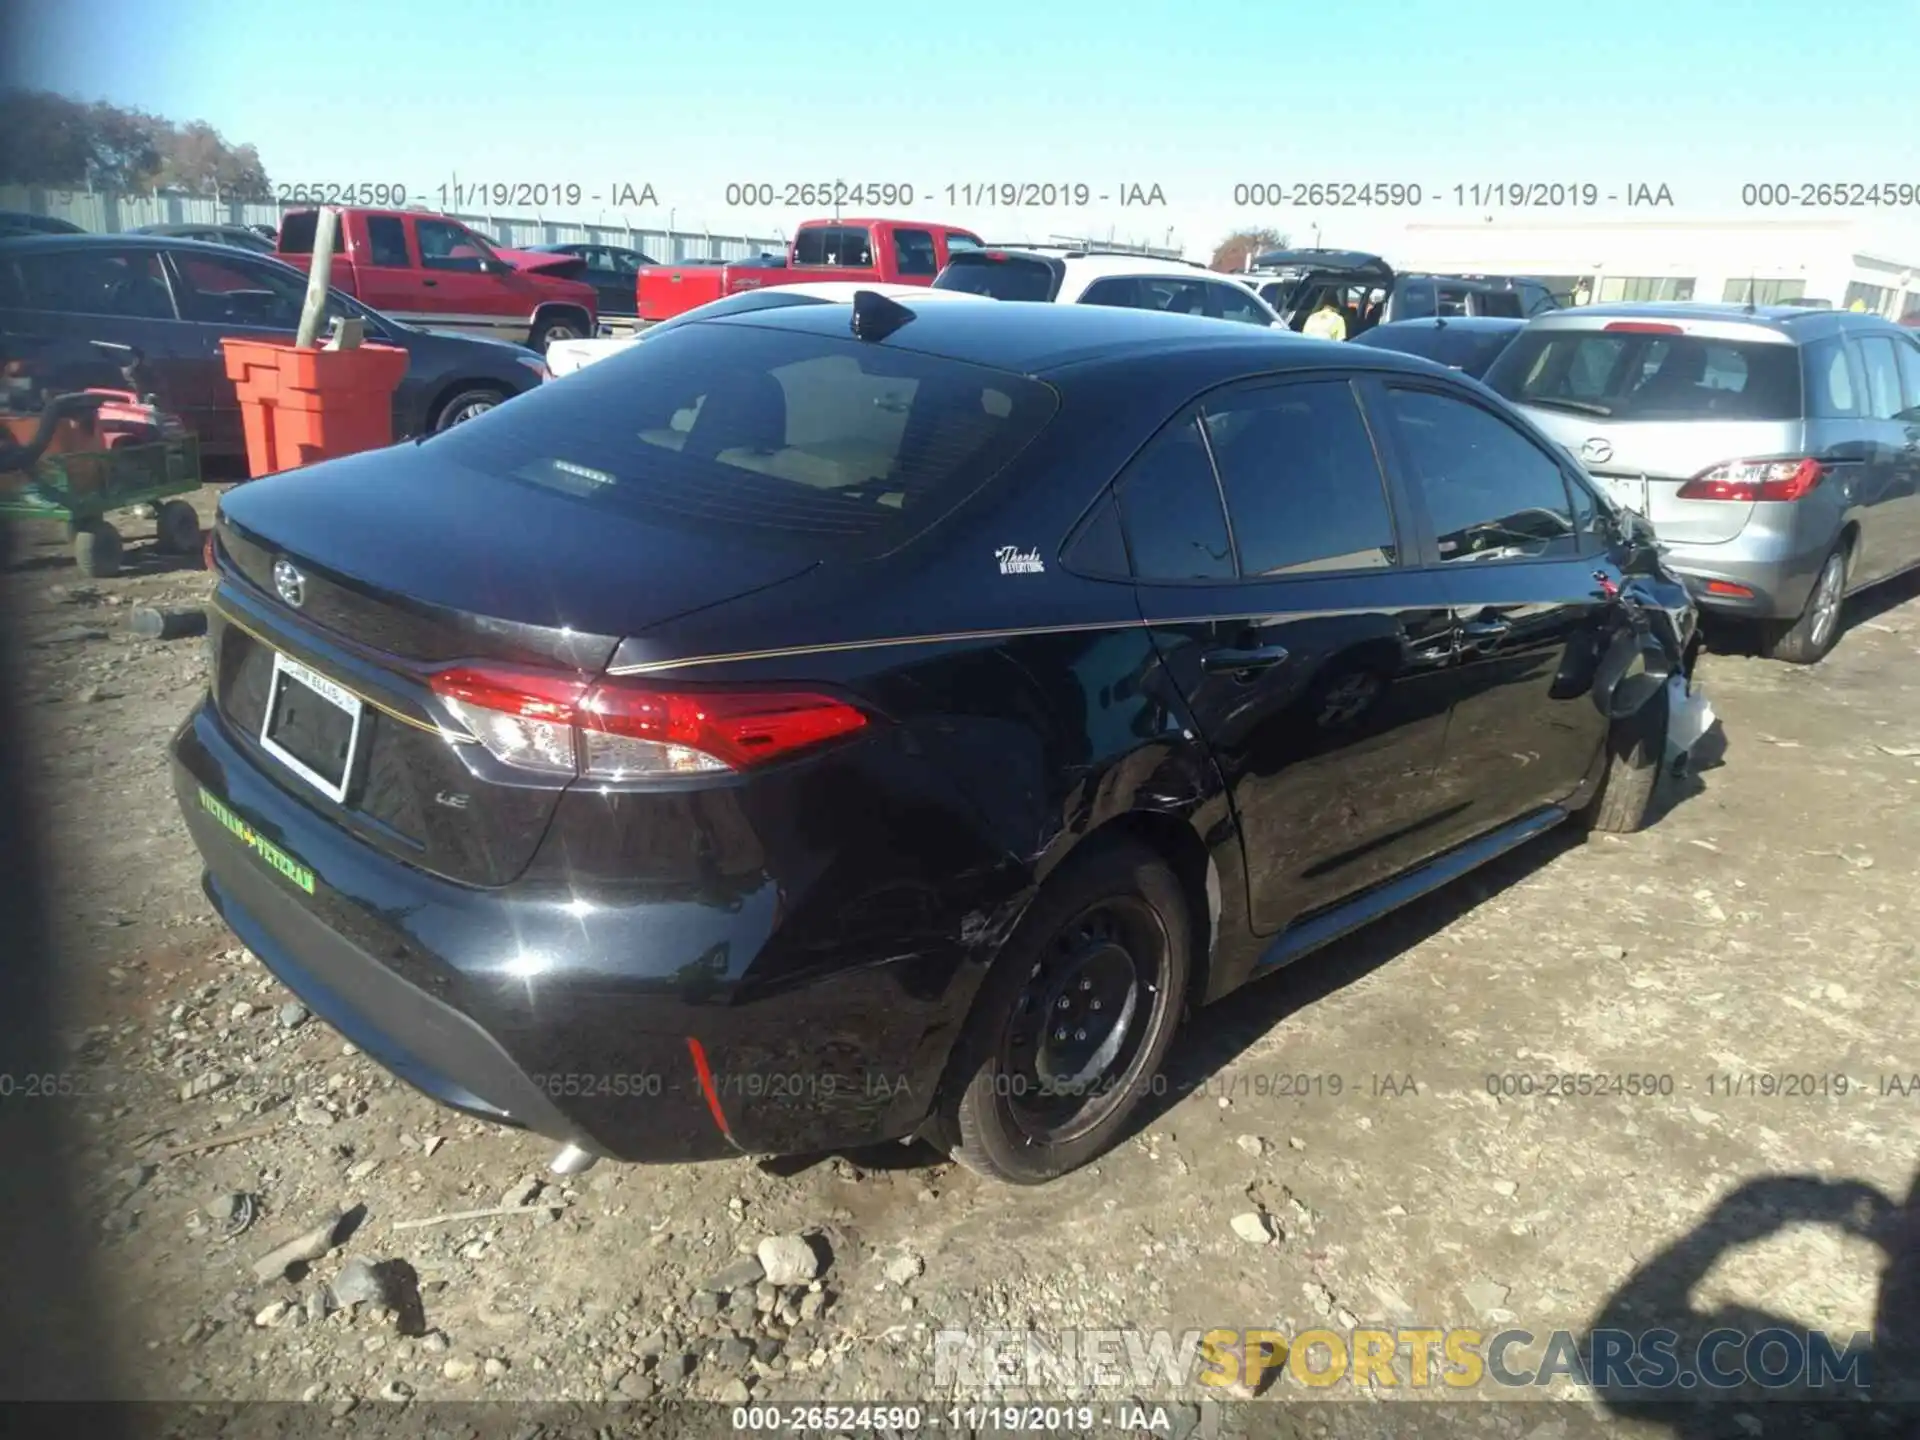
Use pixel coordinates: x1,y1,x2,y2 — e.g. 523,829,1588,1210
1759,546,1848,665
155,499,201,554
529,313,589,352
431,386,508,431
941,838,1190,1185
1578,686,1669,834
73,519,122,578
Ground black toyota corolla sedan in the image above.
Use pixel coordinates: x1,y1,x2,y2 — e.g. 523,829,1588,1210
171,294,1697,1184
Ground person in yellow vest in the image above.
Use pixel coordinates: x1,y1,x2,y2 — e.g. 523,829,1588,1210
1303,292,1347,341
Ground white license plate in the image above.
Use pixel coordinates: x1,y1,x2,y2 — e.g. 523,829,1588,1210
1598,475,1648,515
259,651,364,804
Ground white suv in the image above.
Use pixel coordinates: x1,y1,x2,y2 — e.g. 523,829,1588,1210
930,247,1282,326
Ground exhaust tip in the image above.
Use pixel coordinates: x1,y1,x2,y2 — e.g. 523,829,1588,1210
549,1143,598,1176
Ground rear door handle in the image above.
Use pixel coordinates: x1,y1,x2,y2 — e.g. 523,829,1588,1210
422,279,439,288
1460,618,1512,641
1200,644,1290,676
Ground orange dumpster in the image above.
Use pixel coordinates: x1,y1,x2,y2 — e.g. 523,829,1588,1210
220,339,409,478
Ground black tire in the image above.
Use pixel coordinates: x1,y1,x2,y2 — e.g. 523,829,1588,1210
940,837,1191,1185
431,386,509,431
1579,688,1670,834
155,499,201,555
73,520,122,579
1759,546,1848,665
529,313,590,352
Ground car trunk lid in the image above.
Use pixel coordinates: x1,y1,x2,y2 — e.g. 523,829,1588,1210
209,441,820,887
1249,247,1395,318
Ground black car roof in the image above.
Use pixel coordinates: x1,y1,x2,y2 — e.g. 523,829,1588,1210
0,231,280,256
696,295,1450,380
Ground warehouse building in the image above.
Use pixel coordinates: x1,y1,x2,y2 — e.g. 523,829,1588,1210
1388,217,1920,318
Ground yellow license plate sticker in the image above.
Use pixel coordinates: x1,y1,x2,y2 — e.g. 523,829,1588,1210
199,788,315,894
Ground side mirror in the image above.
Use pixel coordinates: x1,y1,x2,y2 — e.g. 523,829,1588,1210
477,258,507,275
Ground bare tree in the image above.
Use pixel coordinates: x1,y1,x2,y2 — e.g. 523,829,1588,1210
1210,228,1289,274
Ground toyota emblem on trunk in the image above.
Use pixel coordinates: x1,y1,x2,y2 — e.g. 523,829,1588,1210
273,559,306,608
1581,438,1614,464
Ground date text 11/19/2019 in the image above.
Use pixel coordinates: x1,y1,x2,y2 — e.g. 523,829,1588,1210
1228,181,1676,209
720,182,1168,210
272,182,659,209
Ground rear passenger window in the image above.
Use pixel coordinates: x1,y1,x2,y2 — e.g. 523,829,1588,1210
365,216,410,268
1385,387,1578,563
1856,336,1904,420
1062,494,1130,578
1804,337,1863,418
892,228,938,277
1079,277,1147,310
1200,381,1396,575
1897,337,1920,414
1114,418,1235,581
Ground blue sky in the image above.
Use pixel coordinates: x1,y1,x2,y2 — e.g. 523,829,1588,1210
11,0,1920,256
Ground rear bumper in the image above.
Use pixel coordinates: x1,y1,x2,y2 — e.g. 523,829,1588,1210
1660,518,1831,621
170,700,975,1164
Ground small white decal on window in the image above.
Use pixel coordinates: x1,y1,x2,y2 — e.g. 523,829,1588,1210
996,545,1045,575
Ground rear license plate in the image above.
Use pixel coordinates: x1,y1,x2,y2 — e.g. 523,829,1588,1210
259,651,363,804
1597,475,1648,515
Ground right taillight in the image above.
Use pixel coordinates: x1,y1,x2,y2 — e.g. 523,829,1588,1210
1675,457,1824,503
428,666,869,780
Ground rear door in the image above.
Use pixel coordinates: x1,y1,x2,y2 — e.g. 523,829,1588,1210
344,213,419,318
1117,375,1460,935
1484,320,1807,545
1851,330,1920,582
1369,379,1614,843
1,246,204,442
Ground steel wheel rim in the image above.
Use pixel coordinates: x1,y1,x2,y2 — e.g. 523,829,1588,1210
444,398,497,427
1809,555,1844,648
998,895,1169,1145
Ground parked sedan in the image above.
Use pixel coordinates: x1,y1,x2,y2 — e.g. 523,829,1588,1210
1484,303,1920,663
171,296,1697,1185
134,223,278,254
1349,316,1527,379
524,243,656,318
0,235,550,475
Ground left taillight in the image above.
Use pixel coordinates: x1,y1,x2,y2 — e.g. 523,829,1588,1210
427,666,870,780
1675,457,1824,503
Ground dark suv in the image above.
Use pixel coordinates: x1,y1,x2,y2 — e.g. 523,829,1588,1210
1253,248,1561,337
170,298,1695,1186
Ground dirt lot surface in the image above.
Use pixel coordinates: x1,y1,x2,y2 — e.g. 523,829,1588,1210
5,486,1917,1438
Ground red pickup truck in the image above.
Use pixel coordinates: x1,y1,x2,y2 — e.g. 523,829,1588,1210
276,208,600,351
635,217,983,323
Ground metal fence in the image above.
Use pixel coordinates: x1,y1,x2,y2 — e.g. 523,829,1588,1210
1,186,786,264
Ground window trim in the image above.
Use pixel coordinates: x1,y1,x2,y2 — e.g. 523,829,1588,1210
1197,373,1408,580
1364,376,1591,572
1060,371,1414,587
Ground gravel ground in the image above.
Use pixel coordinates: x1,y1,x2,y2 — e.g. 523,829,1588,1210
5,487,1917,1439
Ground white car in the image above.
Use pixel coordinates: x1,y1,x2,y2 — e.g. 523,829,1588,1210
543,282,994,377
1232,273,1296,311
928,246,1283,326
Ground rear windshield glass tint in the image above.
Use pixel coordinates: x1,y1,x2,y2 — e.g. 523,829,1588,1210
932,254,1063,302
428,321,1059,556
275,212,344,255
1483,330,1802,421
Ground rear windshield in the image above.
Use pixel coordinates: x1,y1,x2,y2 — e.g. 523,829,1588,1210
932,253,1063,303
429,319,1059,556
276,212,344,255
1483,329,1802,421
